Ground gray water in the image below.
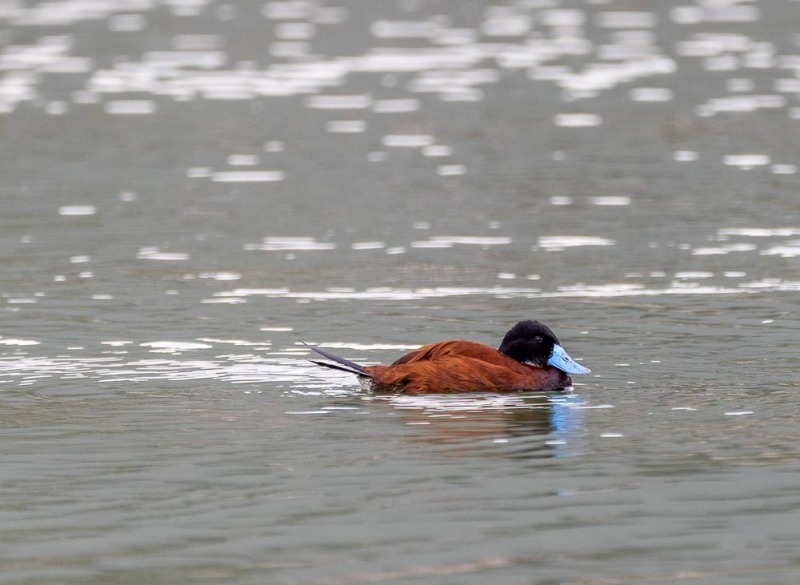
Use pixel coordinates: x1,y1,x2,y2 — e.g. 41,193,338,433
2,1,800,583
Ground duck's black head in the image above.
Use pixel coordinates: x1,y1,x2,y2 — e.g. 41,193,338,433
497,320,559,367
498,320,590,374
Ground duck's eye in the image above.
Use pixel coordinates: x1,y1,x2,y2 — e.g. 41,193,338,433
532,336,543,344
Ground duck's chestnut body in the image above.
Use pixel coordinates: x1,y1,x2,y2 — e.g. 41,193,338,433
364,340,571,393
305,320,589,394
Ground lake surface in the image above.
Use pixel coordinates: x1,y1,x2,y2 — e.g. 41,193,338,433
2,0,800,583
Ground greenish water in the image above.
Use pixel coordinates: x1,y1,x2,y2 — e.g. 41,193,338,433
2,1,800,583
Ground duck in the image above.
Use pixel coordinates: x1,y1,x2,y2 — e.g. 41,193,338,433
303,320,589,394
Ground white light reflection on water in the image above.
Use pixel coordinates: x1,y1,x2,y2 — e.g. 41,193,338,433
0,337,40,346
718,227,800,237
553,113,602,127
411,236,512,248
230,223,800,300
537,236,616,250
58,205,97,216
760,243,800,258
0,351,345,388
712,227,800,258
0,0,794,183
723,154,772,169
244,236,335,251
590,196,632,206
211,170,286,183
206,280,790,304
312,342,419,352
136,247,190,261
692,243,758,256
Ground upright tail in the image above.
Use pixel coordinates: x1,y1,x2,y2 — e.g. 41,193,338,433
301,342,371,377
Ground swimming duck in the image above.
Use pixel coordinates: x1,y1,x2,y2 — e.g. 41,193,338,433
304,320,589,394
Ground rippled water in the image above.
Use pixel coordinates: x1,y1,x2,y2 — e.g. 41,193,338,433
2,0,800,583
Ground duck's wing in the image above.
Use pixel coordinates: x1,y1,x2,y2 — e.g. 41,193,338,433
391,340,504,366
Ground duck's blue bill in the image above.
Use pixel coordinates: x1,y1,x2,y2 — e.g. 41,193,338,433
548,344,591,374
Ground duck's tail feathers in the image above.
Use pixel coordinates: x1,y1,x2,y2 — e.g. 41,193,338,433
309,359,366,376
302,342,370,377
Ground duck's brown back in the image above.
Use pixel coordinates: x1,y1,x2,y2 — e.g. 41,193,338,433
365,340,571,394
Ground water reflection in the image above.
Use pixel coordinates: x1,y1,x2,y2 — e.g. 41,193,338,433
378,392,587,460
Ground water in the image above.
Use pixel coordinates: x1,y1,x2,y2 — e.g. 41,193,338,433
2,0,800,583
